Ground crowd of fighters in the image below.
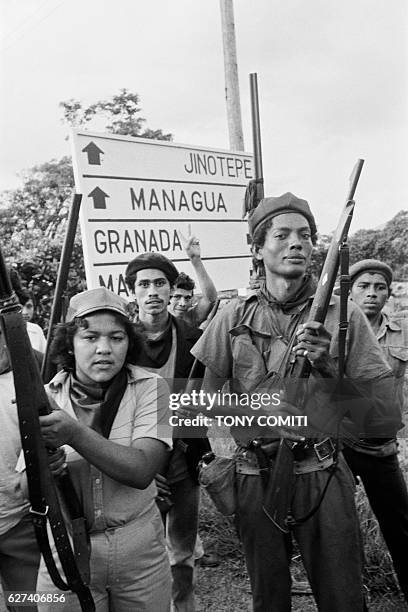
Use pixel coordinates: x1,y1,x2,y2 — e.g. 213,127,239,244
0,192,407,611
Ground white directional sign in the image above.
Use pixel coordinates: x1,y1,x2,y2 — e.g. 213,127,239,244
71,130,253,296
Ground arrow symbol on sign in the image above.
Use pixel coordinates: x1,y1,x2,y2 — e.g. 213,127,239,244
82,141,104,165
88,187,109,209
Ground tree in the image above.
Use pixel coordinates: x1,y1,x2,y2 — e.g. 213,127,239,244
0,157,84,329
0,90,173,328
60,89,173,140
349,210,408,280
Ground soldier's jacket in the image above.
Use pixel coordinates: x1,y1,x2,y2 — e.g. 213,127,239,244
192,289,401,445
377,311,408,411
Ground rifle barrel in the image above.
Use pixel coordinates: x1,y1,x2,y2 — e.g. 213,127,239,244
290,159,364,382
347,159,364,202
249,73,264,189
42,193,82,381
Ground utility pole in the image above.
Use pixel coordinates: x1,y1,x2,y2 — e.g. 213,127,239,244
219,0,244,151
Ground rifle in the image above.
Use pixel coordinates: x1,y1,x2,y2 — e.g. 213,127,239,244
0,248,95,611
42,193,82,383
243,73,265,281
262,159,365,532
242,73,264,219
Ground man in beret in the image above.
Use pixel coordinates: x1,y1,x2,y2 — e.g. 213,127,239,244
343,259,408,600
191,193,398,611
125,252,210,612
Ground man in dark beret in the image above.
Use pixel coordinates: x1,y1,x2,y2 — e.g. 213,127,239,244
343,259,408,600
192,193,398,611
125,251,210,611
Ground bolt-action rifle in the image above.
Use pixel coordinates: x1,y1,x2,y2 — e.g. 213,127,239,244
0,245,94,610
243,73,265,279
42,193,82,383
262,159,364,532
243,74,366,532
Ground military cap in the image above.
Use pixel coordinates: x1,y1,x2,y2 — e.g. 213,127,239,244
67,287,128,322
349,259,393,287
248,192,317,238
125,252,179,289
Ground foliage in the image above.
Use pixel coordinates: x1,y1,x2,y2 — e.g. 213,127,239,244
0,90,173,329
60,89,173,141
0,157,85,330
310,233,331,278
349,210,408,280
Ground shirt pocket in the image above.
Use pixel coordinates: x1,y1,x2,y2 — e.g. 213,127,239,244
229,324,270,392
387,346,408,378
0,474,26,514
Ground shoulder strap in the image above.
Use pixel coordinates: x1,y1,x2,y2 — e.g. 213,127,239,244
4,312,95,612
338,242,350,379
99,368,128,438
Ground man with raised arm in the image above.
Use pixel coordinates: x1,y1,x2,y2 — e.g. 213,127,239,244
168,227,217,328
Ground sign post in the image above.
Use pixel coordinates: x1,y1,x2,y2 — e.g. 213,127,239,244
71,131,253,295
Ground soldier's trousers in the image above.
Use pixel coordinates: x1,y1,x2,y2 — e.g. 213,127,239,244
235,453,365,612
343,446,408,601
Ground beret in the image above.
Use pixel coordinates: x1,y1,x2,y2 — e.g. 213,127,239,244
248,192,317,238
125,252,179,287
349,259,393,286
67,287,128,322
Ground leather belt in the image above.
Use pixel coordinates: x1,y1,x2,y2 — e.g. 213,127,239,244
236,438,336,476
292,438,335,462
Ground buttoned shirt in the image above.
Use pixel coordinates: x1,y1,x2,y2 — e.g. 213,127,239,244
0,371,30,535
376,312,408,411
46,365,172,533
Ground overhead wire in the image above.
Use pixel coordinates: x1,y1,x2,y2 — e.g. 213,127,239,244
1,0,67,52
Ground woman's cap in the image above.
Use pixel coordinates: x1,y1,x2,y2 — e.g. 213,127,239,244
66,287,128,322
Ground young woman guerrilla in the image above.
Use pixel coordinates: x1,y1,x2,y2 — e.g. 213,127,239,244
36,287,172,612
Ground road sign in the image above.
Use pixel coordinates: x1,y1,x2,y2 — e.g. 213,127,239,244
71,130,253,296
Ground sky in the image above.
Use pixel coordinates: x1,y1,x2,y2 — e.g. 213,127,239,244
1,0,407,235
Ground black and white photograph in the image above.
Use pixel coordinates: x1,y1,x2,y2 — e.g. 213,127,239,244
1,1,407,610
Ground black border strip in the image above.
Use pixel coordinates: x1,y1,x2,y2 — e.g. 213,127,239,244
82,174,248,187
87,218,246,223
93,255,251,267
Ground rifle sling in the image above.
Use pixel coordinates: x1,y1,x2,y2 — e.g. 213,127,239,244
99,368,128,438
4,313,95,612
260,440,338,532
338,243,350,379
